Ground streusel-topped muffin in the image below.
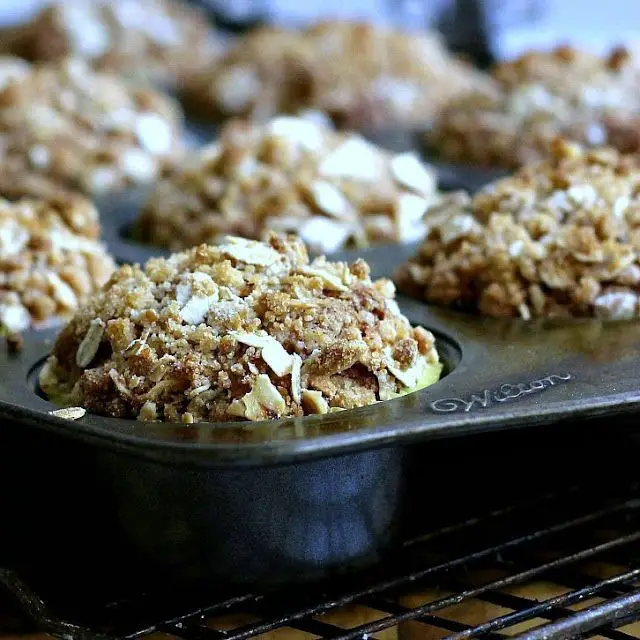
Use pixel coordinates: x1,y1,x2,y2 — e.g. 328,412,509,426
427,45,640,169
136,114,441,253
40,234,442,422
0,57,184,196
0,195,115,334
184,21,494,130
1,0,223,90
396,140,640,319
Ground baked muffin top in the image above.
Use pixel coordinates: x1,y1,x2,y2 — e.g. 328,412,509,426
427,46,640,168
184,20,493,130
0,195,115,334
1,0,224,90
0,56,185,196
40,234,441,422
396,139,640,319
137,114,441,253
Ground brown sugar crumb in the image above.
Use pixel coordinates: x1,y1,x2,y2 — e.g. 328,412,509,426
0,56,184,197
182,21,493,130
2,0,224,91
0,196,115,334
136,114,442,253
395,140,640,319
40,234,441,423
426,45,640,169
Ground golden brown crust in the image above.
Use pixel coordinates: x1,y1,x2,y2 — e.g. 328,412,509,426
396,140,640,319
40,234,440,422
0,196,115,333
0,56,184,196
183,21,493,129
136,114,441,253
427,45,640,169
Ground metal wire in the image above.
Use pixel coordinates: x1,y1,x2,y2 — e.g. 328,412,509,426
2,479,640,640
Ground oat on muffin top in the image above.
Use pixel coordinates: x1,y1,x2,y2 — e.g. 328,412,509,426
395,139,640,319
136,114,441,253
0,57,184,196
427,45,640,169
40,234,441,423
1,0,224,90
183,21,493,130
0,195,115,334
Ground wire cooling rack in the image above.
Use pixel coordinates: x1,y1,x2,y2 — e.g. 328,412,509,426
2,468,640,639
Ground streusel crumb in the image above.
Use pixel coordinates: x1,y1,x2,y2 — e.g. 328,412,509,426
0,196,115,334
427,45,640,169
40,234,441,422
396,140,640,319
136,114,441,253
0,57,184,196
183,21,493,130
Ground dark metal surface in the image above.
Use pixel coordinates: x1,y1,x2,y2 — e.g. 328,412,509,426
0,415,404,586
2,426,640,639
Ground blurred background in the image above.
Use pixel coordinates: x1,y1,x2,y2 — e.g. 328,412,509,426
1,0,639,63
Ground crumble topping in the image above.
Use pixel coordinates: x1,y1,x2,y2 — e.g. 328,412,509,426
427,45,640,169
0,56,184,196
40,234,441,422
0,196,115,334
183,21,493,130
1,0,223,90
136,114,441,253
396,140,640,319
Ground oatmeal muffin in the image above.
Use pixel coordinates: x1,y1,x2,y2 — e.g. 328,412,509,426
0,57,184,197
427,45,640,169
136,114,442,253
39,234,442,422
1,0,223,90
183,21,493,130
395,140,640,319
0,196,115,335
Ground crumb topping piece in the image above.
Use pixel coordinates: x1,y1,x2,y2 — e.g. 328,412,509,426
183,21,493,129
136,114,441,253
0,56,184,196
396,140,640,319
0,196,115,334
428,45,640,168
40,234,441,423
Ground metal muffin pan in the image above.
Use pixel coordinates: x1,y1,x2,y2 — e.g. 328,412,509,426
1,124,639,595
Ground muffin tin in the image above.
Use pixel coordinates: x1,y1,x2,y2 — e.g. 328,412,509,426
1,124,639,596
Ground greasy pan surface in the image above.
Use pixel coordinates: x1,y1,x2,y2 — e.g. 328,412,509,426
2,241,640,468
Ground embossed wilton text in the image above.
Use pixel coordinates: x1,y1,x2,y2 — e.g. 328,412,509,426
430,373,574,413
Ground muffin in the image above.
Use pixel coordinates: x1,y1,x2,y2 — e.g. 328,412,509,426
427,45,640,169
183,21,493,130
39,234,442,422
395,140,640,319
0,57,184,197
0,0,223,91
0,195,115,335
136,114,441,254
